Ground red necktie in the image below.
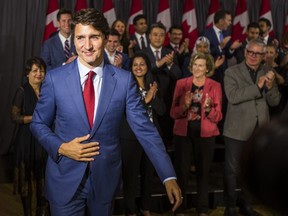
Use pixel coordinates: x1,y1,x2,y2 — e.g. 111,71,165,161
155,50,160,61
83,71,96,129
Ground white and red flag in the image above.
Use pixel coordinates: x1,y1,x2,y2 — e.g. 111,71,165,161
259,0,274,37
43,0,59,41
182,0,198,49
103,0,116,27
231,0,249,42
127,0,143,35
156,0,171,45
206,0,219,28
75,0,88,12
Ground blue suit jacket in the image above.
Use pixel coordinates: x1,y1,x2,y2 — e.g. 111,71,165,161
30,59,175,205
201,27,233,83
103,50,130,71
41,34,76,71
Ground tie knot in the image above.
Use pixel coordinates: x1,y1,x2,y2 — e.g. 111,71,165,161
87,71,96,80
174,45,179,51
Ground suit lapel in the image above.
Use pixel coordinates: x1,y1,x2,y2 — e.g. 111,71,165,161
239,62,254,84
91,64,117,134
65,61,90,130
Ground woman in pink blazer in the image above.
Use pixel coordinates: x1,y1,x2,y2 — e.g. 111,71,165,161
170,53,222,216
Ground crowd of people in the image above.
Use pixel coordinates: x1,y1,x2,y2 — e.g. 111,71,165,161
11,7,288,216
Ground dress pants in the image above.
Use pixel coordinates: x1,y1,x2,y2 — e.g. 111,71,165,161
224,136,251,208
121,138,154,214
174,134,215,214
49,168,113,216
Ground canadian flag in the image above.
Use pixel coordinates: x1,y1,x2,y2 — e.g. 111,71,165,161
75,0,88,12
231,0,249,42
182,0,198,49
206,0,219,28
127,0,143,34
156,0,171,45
43,0,59,41
103,0,116,27
259,0,274,36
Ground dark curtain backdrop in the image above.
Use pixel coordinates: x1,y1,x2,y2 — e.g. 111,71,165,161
1,0,288,155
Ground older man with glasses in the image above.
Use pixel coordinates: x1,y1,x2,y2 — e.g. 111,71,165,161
223,38,281,216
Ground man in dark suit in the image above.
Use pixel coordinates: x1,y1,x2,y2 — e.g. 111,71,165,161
141,22,182,147
104,29,130,70
258,17,278,46
223,39,281,216
30,9,182,216
234,22,260,64
41,8,77,70
165,25,190,71
130,14,149,52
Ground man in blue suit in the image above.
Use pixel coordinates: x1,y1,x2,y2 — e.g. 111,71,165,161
41,8,77,71
30,8,182,216
104,29,130,71
201,10,241,84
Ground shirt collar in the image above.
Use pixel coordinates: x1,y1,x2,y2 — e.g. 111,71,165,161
78,58,104,80
150,45,162,53
58,32,71,45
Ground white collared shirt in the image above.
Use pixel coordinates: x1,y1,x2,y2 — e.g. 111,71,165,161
213,25,223,42
78,58,103,122
104,48,116,64
58,32,72,50
150,45,162,59
135,32,147,49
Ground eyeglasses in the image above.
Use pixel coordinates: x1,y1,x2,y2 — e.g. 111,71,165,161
246,49,265,57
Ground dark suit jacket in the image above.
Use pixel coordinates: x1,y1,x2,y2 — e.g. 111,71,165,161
140,46,182,102
104,50,130,71
165,43,190,70
30,59,175,205
234,39,248,64
201,27,233,83
41,34,76,71
130,33,149,53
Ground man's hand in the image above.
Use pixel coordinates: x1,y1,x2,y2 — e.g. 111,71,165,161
265,70,276,90
58,134,100,161
220,36,231,49
113,54,123,68
65,53,77,64
164,179,182,212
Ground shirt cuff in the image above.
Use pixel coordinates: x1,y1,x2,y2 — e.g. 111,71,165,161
163,176,177,184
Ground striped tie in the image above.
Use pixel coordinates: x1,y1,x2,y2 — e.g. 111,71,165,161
64,39,70,60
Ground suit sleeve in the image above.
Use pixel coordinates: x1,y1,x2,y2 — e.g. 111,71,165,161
30,72,64,162
41,42,53,71
124,73,176,182
170,79,188,119
224,67,263,105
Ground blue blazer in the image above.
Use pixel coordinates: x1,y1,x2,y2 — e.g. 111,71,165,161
30,59,175,205
41,34,76,71
103,50,130,71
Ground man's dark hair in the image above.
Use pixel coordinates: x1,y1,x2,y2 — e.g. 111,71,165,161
148,22,166,34
71,8,110,37
168,25,183,34
214,10,231,24
108,28,121,38
57,8,72,21
247,22,260,31
133,14,147,26
259,17,272,28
